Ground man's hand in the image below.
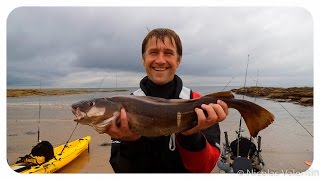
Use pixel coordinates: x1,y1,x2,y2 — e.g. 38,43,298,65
181,100,228,136
104,108,141,141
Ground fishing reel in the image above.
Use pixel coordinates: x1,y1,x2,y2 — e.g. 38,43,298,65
218,131,265,173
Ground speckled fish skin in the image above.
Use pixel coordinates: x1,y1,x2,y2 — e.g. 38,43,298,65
71,91,274,137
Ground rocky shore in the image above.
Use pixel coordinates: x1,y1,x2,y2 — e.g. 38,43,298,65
231,87,313,106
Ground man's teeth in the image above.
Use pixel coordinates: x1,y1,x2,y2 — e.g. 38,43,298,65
154,67,167,71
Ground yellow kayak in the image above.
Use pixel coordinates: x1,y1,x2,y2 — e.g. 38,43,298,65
10,136,91,173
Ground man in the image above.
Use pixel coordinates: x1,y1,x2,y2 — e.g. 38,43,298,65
106,28,228,173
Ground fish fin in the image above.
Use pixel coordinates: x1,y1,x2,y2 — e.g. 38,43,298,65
227,99,274,137
204,91,235,99
92,112,120,134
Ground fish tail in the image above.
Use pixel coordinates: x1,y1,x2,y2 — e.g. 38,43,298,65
226,99,274,137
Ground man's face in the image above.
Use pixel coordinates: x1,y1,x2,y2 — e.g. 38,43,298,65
143,36,181,85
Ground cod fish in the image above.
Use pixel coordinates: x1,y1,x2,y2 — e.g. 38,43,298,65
71,91,274,137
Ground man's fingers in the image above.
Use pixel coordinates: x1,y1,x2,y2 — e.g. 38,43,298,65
201,104,218,122
105,117,118,136
119,108,128,128
182,101,228,136
210,103,226,122
195,107,206,121
217,100,228,115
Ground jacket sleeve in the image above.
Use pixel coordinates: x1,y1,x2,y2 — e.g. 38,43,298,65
176,90,221,173
176,125,221,173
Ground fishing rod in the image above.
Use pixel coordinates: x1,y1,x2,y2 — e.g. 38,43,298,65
252,69,266,167
116,72,118,89
278,102,313,138
58,76,106,155
253,79,313,138
236,54,250,157
253,69,259,103
59,122,79,155
254,76,313,138
93,77,106,98
92,72,120,98
59,76,106,154
61,76,108,154
37,81,42,143
242,54,250,99
221,76,235,91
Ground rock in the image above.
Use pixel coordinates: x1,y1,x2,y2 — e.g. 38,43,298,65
299,98,313,106
231,86,313,106
267,93,287,99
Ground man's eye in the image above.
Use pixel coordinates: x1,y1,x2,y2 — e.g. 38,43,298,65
164,51,174,55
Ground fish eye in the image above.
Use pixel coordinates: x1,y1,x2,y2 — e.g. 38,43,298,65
88,101,95,106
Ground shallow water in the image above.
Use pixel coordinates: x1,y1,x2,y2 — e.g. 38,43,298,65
6,86,313,173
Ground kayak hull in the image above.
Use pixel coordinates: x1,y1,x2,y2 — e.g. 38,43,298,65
10,136,91,173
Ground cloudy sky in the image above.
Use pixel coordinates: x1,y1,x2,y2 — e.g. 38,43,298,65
7,6,313,88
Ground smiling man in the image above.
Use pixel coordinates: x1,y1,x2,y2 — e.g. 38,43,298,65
142,30,182,85
106,28,228,173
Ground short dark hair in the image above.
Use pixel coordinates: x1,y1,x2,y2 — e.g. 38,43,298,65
141,28,182,57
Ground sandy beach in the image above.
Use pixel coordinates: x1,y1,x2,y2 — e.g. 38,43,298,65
6,90,313,173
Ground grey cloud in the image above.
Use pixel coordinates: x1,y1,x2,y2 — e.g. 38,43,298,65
7,7,313,88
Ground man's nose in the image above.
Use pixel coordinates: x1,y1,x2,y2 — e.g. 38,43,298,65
155,52,166,64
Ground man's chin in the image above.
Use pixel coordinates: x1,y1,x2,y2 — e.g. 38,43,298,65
150,77,173,85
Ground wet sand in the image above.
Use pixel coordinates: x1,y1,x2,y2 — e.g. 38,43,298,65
6,96,313,173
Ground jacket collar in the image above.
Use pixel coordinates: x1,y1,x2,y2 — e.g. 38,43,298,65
139,74,183,99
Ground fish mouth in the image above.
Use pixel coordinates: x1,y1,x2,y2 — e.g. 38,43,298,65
72,108,86,122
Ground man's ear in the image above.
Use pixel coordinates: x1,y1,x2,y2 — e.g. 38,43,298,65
176,56,182,68
142,58,146,66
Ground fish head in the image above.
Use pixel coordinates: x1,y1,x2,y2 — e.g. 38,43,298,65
71,98,120,126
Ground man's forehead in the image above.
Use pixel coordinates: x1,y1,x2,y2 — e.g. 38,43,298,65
147,36,176,49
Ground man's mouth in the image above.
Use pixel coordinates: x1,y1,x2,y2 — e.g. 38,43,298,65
153,67,168,71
